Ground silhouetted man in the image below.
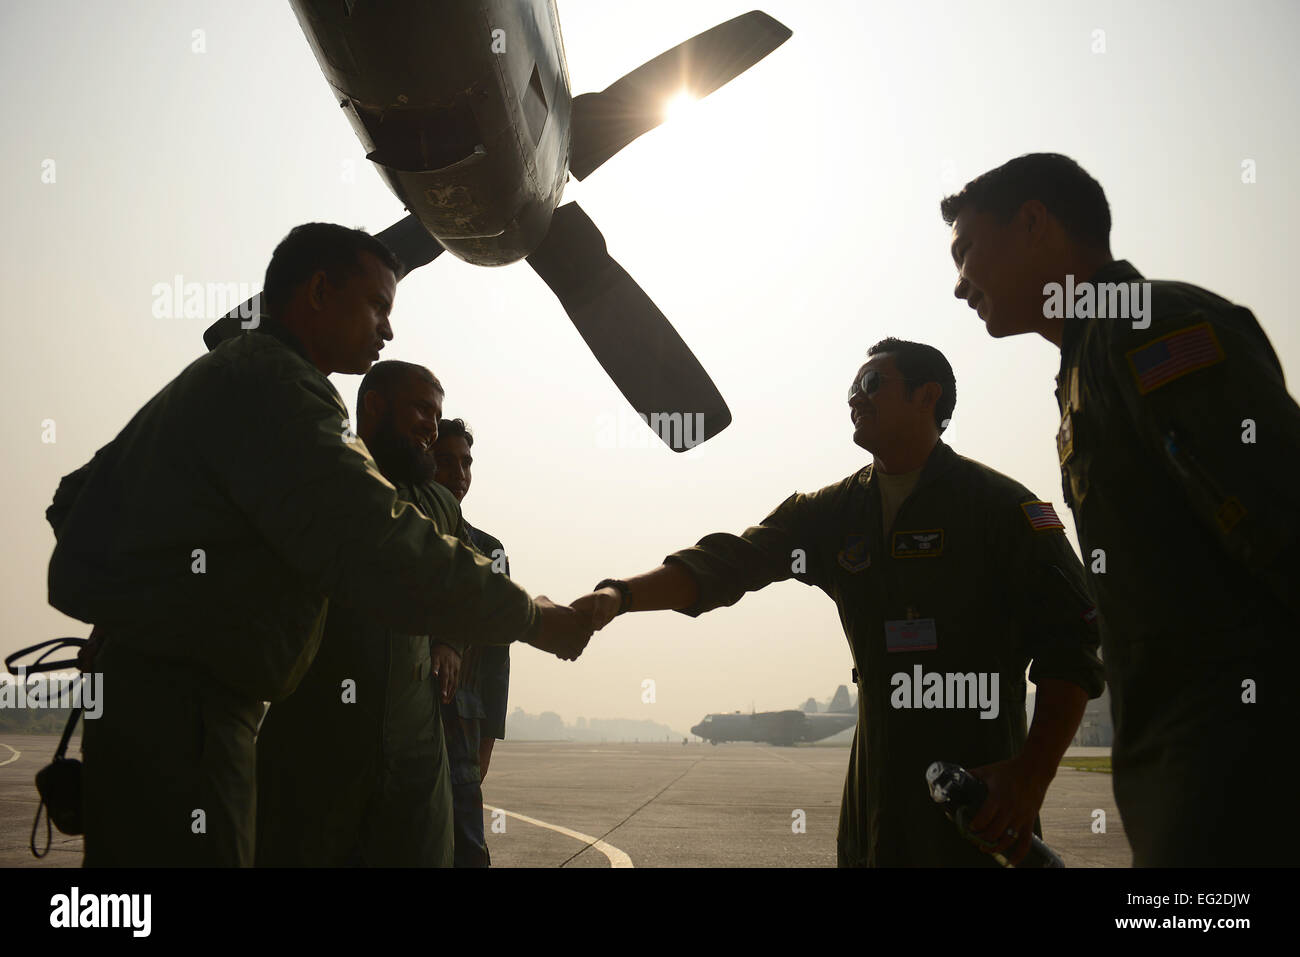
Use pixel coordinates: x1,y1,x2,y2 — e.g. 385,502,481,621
943,152,1300,865
572,339,1104,866
46,224,591,866
257,362,484,866
433,417,513,867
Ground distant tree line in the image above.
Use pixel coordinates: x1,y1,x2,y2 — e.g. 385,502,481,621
0,706,75,734
505,708,689,742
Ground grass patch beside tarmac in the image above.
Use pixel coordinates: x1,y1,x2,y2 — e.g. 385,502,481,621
1060,756,1112,773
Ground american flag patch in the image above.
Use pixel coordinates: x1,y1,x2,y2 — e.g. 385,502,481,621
1021,500,1065,531
1126,322,1224,394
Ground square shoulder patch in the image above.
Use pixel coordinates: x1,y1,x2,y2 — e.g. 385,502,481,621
1125,321,1224,394
1021,501,1065,531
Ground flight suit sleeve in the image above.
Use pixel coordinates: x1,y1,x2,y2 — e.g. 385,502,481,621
46,446,109,539
664,489,829,617
450,529,517,652
1098,307,1300,615
202,357,539,648
995,493,1105,698
433,507,477,656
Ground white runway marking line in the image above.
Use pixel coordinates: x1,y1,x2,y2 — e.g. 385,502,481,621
0,744,19,767
483,804,633,868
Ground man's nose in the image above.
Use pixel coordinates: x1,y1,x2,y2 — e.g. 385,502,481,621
379,317,393,340
954,276,970,300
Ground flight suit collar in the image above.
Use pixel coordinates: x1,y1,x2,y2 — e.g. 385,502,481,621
1059,259,1143,358
861,438,959,494
258,316,313,364
1090,259,1143,284
914,438,960,491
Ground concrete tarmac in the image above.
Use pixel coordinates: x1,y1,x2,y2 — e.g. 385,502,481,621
479,741,1128,867
0,735,1129,867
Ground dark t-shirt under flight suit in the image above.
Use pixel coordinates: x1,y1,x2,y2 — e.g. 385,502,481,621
1056,259,1300,866
441,523,512,868
665,439,1105,867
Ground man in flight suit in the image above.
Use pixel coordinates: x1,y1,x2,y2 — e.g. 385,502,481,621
45,223,591,866
255,361,478,866
432,417,512,867
571,338,1105,866
943,152,1300,865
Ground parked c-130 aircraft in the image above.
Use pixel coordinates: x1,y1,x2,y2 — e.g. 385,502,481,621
204,1,792,451
692,686,858,746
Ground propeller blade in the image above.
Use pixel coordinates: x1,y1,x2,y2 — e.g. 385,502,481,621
202,295,265,350
374,212,447,279
202,213,445,350
569,10,792,181
527,203,730,451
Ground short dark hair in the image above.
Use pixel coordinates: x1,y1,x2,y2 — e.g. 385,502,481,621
356,360,442,429
436,418,473,449
263,222,403,320
939,153,1111,251
866,337,956,433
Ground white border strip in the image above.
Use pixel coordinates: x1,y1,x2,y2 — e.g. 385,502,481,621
483,804,633,868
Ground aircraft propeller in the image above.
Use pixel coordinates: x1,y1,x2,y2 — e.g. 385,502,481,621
204,9,791,452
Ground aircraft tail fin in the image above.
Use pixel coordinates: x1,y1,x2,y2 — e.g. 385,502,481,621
828,685,853,713
568,11,791,181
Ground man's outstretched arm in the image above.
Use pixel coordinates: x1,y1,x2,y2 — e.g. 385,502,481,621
571,563,701,630
571,489,831,631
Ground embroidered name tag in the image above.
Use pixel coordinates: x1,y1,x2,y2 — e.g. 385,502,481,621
891,530,944,558
885,618,938,652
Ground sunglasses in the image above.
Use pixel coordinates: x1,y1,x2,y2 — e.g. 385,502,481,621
848,369,909,402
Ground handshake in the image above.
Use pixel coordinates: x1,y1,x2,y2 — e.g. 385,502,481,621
523,586,624,662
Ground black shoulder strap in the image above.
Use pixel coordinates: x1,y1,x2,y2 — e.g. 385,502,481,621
4,636,87,675
8,636,89,858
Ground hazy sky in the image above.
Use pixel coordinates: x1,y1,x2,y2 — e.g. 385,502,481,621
4,0,1298,736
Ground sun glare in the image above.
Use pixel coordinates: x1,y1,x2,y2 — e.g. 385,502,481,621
663,90,699,124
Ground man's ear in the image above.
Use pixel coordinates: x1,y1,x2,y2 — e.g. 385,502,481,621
305,269,330,311
361,388,386,425
917,382,942,417
1016,199,1052,247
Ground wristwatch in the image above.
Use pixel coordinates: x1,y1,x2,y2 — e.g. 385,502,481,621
594,578,632,616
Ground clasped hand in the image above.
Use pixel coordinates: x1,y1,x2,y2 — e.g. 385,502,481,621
525,588,623,661
571,586,622,632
